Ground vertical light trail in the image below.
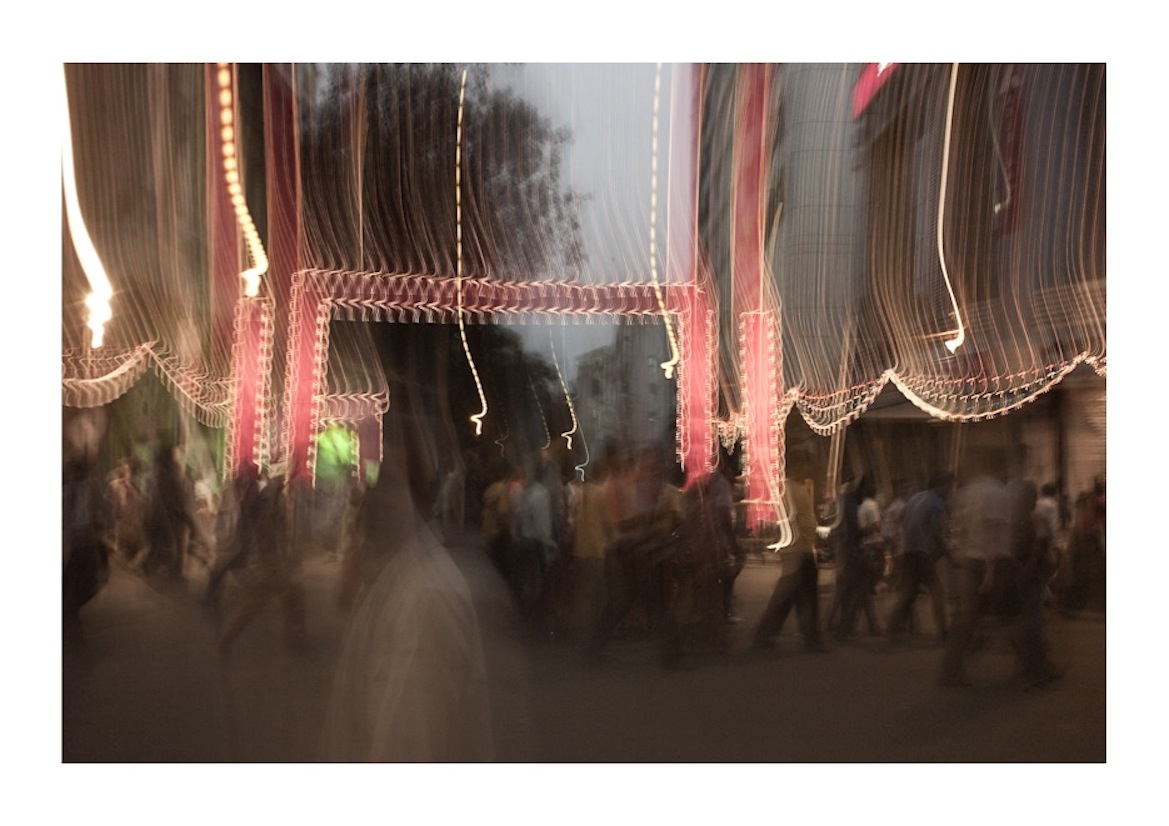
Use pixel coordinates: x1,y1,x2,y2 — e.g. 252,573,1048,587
649,63,681,379
216,63,269,298
456,67,489,436
529,376,551,451
548,329,580,451
61,65,113,349
938,62,966,354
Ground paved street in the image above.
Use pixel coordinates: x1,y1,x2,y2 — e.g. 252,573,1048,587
60,535,1105,764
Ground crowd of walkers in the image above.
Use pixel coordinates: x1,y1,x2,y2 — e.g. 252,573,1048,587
63,425,1105,682
477,443,740,669
61,433,340,653
788,444,1104,689
62,416,1104,758
466,439,1105,688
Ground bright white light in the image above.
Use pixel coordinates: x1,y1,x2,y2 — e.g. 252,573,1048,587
454,68,489,436
217,63,268,299
937,63,966,355
61,65,114,349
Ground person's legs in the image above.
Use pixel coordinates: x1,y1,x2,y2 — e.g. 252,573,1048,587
886,554,923,637
834,559,865,639
939,559,985,685
795,553,824,649
862,562,881,635
754,566,799,647
927,570,949,642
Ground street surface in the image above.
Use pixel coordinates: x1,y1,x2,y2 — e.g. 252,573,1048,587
60,533,1106,764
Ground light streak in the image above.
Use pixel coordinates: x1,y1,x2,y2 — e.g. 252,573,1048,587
455,68,489,436
548,330,580,451
61,65,113,349
494,419,509,458
216,64,269,298
529,375,551,451
573,429,591,483
649,63,681,380
938,62,966,354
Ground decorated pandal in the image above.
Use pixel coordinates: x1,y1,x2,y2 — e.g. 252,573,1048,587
61,63,1106,534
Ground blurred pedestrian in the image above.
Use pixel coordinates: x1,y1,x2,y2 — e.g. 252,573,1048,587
1035,482,1063,606
480,460,517,583
752,448,826,654
1063,484,1105,614
319,414,494,761
63,452,112,641
1008,480,1064,687
709,453,744,624
216,468,308,654
833,475,882,639
569,457,615,643
881,477,912,590
939,452,1012,687
586,446,685,668
886,472,954,644
512,456,558,631
106,457,144,567
141,442,201,583
668,463,731,654
203,469,259,611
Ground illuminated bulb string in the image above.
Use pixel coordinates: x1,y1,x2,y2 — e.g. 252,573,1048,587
649,63,681,380
216,63,269,298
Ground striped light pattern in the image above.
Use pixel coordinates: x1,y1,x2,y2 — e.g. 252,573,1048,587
61,64,1104,517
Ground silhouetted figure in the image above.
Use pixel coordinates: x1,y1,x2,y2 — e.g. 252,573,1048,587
586,447,685,668
708,454,743,623
141,443,199,583
569,458,615,642
63,454,112,641
1008,480,1064,687
216,471,307,654
480,461,517,584
668,464,732,653
833,476,881,639
753,450,826,653
512,457,558,631
886,473,954,644
203,469,260,610
106,457,144,567
1063,484,1105,613
881,478,914,628
940,455,1011,687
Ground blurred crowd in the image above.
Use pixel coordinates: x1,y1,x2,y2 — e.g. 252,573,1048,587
63,408,1106,759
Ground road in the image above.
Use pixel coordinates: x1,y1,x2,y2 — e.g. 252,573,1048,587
61,533,1105,764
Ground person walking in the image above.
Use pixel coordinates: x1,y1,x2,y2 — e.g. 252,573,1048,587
752,448,827,654
886,472,954,644
216,469,308,654
141,443,201,584
834,476,882,639
1008,480,1064,687
569,458,615,643
319,416,494,761
585,447,684,668
939,453,1012,687
63,452,112,641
